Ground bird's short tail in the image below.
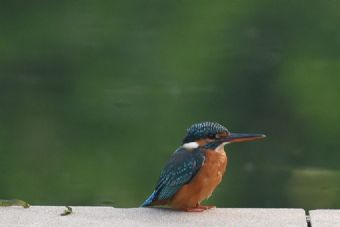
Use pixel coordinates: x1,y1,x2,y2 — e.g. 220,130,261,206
140,191,157,207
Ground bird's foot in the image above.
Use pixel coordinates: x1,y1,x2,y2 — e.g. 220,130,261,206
182,204,216,212
183,207,206,212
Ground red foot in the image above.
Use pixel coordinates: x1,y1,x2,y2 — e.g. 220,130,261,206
183,207,206,212
183,204,216,212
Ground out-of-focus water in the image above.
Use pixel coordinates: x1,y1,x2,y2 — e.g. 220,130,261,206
1,1,340,209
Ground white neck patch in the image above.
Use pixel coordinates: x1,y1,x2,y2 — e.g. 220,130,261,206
182,142,199,150
216,142,230,151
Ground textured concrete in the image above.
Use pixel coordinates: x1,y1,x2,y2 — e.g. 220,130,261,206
0,206,307,227
309,210,340,227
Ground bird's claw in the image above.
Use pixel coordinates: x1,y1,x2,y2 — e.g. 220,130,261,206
183,204,216,212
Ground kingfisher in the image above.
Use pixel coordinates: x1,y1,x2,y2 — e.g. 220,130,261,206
141,122,266,212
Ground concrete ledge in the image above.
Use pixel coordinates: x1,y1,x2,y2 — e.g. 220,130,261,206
309,210,340,227
0,206,307,227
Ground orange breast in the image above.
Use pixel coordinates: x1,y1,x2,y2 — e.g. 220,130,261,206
170,149,227,210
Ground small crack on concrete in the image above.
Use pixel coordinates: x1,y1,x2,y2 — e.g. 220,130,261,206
306,211,312,227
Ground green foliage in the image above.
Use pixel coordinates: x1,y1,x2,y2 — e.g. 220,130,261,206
0,199,30,208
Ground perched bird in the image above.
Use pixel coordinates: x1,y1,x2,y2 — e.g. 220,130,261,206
141,122,266,212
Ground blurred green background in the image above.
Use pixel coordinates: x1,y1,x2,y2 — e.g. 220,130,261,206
1,1,340,210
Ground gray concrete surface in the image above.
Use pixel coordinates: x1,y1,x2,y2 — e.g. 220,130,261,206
0,206,307,227
309,210,340,227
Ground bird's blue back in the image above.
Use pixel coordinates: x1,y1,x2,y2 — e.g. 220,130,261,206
141,146,205,207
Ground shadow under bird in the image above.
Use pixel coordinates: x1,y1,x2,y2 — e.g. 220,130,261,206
141,122,266,212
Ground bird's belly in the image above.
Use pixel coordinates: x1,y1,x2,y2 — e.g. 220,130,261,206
170,150,227,209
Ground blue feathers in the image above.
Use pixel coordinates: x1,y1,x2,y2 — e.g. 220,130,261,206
183,122,229,143
141,190,158,207
141,146,205,206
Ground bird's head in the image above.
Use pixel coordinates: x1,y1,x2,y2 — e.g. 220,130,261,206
182,122,266,149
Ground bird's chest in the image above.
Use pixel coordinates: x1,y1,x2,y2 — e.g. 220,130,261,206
200,149,227,187
188,148,228,202
169,148,228,208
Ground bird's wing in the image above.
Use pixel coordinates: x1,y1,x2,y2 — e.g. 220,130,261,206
153,147,205,201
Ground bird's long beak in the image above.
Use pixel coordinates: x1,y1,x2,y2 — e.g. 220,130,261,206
219,133,266,143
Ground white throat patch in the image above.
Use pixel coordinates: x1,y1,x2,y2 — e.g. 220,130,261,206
216,142,230,151
182,142,199,150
